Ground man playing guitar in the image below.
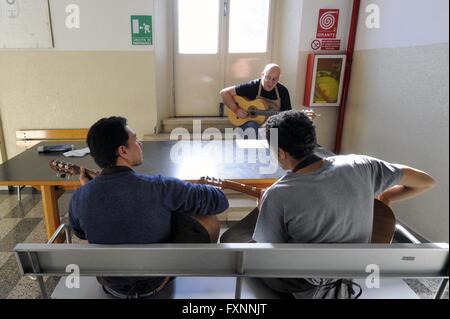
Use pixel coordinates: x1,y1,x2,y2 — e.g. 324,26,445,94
67,117,228,298
220,63,292,137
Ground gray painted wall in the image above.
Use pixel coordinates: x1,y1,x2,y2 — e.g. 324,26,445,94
342,0,449,242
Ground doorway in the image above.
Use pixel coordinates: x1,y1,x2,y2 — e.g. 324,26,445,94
174,0,275,116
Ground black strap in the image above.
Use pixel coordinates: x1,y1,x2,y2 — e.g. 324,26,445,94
292,154,323,173
316,279,363,299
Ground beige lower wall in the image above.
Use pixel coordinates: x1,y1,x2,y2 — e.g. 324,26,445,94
342,43,449,242
0,51,158,160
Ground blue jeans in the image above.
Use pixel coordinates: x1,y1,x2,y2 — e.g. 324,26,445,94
239,121,260,139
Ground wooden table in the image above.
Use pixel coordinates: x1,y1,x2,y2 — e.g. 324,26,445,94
0,140,296,240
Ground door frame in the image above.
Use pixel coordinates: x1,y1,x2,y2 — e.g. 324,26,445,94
172,0,277,117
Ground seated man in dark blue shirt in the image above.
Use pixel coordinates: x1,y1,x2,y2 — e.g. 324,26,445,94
220,63,292,137
69,116,229,298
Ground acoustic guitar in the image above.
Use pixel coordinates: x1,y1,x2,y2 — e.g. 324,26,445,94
228,96,318,127
199,176,396,244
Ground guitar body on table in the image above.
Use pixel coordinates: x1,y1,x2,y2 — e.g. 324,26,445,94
227,96,318,127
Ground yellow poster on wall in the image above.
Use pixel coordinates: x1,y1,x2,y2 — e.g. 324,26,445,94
304,54,346,107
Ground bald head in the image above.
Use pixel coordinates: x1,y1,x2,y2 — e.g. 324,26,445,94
261,64,281,91
263,64,281,74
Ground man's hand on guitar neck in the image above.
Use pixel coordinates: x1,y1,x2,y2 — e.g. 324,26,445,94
80,167,98,186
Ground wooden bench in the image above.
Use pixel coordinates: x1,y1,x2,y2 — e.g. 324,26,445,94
14,225,449,299
16,129,88,149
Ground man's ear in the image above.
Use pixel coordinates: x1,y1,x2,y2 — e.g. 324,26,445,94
278,148,287,160
117,145,128,158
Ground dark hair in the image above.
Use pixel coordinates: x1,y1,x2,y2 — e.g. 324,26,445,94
264,110,317,160
87,116,129,168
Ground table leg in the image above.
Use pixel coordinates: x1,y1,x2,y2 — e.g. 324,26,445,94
40,185,62,241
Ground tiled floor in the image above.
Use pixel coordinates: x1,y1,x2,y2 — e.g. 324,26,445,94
0,189,80,299
0,189,448,299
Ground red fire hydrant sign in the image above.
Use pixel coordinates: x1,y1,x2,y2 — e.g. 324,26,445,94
311,9,341,51
316,9,339,39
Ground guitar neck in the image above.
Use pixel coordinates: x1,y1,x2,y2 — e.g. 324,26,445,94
50,160,99,178
249,109,280,117
70,165,97,177
221,180,263,198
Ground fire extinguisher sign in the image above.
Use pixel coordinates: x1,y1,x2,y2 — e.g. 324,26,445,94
316,9,340,39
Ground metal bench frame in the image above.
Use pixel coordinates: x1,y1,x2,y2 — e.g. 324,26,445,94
14,224,449,299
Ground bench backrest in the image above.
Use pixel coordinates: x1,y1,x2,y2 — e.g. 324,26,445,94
15,243,449,279
16,129,88,149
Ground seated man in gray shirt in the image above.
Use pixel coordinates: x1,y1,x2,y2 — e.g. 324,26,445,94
220,110,436,298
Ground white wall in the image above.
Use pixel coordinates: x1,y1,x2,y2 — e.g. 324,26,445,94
343,0,449,241
0,0,161,160
273,0,303,107
50,0,154,51
275,0,353,149
355,0,449,50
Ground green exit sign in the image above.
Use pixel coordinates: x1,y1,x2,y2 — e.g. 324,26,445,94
131,15,153,45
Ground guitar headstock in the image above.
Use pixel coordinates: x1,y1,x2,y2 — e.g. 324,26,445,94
49,159,80,178
198,176,225,188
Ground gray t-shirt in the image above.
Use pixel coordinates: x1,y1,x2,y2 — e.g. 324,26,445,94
253,155,404,244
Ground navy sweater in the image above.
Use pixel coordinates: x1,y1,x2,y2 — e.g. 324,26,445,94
69,166,229,245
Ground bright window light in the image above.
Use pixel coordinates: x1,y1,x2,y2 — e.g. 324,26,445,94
228,0,270,53
178,0,220,54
